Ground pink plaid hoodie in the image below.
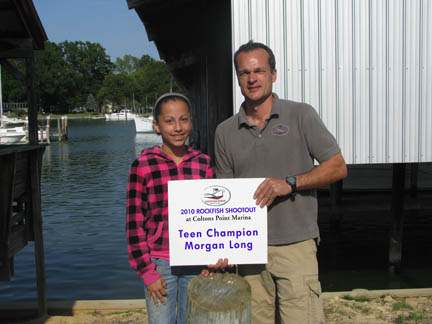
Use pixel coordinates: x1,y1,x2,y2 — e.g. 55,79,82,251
126,145,214,285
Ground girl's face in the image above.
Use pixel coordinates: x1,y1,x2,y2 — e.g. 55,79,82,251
153,99,192,152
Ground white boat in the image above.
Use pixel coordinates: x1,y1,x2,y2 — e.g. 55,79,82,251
0,111,26,144
134,115,154,133
0,67,31,144
105,109,136,120
0,126,26,144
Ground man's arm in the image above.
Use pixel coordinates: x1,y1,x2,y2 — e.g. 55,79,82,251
254,152,347,208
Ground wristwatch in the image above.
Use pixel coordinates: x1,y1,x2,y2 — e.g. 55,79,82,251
285,176,297,194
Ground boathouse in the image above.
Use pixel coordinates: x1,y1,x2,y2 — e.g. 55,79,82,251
127,0,432,268
0,0,48,316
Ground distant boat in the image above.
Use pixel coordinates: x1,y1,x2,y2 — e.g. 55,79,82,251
105,109,136,120
134,115,154,133
0,125,26,144
0,113,26,144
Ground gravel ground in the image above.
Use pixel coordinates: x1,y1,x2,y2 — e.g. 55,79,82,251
4,295,432,324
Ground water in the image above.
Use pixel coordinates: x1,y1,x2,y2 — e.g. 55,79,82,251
1,119,162,303
0,119,431,303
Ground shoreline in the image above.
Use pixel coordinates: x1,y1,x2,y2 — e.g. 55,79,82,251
1,287,432,320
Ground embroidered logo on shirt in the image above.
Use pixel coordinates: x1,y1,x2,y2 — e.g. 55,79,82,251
202,186,231,206
271,124,289,136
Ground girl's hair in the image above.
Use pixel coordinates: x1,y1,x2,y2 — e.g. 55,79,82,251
153,92,192,120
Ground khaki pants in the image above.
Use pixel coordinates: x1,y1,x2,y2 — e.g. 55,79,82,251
238,240,325,324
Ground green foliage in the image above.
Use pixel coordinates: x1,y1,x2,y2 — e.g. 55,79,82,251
114,54,140,74
393,299,413,311
3,42,178,114
132,59,181,107
34,41,113,113
35,41,75,112
395,311,426,324
103,54,181,108
86,94,98,112
97,73,138,107
408,311,426,321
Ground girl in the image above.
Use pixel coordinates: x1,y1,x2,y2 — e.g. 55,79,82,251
126,93,214,324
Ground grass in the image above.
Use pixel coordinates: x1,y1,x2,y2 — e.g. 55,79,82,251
393,298,413,311
394,311,426,324
324,306,348,317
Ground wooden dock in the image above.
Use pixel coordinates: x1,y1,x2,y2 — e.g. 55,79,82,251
0,144,47,316
37,115,68,143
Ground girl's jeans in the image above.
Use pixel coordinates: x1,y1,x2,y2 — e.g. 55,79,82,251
145,258,202,324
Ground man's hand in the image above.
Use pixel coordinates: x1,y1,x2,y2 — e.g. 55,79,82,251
146,277,168,306
254,178,292,208
201,258,233,276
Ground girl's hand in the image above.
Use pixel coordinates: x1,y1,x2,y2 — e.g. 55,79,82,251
201,258,233,276
146,277,168,305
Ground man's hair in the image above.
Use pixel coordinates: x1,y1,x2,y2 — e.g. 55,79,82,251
234,40,276,73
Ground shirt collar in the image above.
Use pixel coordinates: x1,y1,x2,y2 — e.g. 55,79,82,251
144,145,199,162
238,93,281,128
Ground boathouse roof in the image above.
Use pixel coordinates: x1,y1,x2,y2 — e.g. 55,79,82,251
0,0,48,58
127,0,233,157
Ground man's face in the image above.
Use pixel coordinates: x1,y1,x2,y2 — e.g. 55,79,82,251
236,48,277,105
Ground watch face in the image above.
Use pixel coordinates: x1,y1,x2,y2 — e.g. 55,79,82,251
287,176,296,184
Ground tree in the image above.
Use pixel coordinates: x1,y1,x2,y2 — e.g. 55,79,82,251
136,54,156,71
132,60,181,106
35,41,78,112
114,54,140,74
86,94,97,112
34,41,113,112
3,42,182,114
60,41,113,107
97,73,137,108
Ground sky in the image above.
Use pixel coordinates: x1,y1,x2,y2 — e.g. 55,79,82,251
32,0,160,62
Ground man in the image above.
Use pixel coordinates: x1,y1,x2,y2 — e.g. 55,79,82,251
214,41,347,323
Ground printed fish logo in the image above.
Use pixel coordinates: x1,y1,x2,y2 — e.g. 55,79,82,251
204,188,225,200
272,124,289,136
202,186,231,206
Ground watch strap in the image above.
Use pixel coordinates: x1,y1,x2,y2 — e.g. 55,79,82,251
285,176,297,194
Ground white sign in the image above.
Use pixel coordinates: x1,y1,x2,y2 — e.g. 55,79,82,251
168,178,267,266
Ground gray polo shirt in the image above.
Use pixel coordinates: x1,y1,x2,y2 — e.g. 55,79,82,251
214,94,340,245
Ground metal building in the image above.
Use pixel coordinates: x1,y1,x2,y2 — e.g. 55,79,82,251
232,0,432,164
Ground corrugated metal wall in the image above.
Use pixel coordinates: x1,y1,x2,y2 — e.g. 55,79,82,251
231,0,432,164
